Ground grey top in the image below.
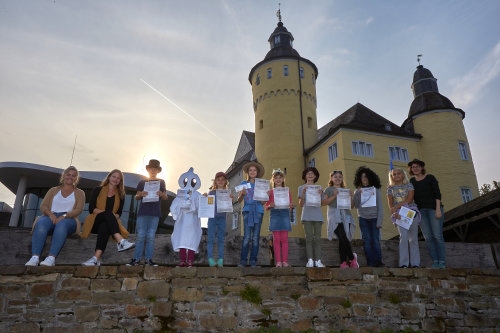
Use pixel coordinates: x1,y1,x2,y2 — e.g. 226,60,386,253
353,187,384,227
387,183,415,205
298,184,324,222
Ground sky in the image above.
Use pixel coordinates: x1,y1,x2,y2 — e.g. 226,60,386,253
1,0,499,206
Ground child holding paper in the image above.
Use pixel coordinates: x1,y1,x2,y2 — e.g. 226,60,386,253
324,171,359,268
127,160,167,266
387,168,421,268
265,169,294,267
353,166,384,267
204,171,233,267
237,161,266,267
298,167,326,268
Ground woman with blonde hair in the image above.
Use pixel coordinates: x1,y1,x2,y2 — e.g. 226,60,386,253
25,166,85,266
81,169,134,266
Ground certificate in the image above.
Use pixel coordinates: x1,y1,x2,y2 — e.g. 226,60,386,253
360,187,376,208
216,189,233,213
143,180,160,202
198,195,215,218
235,183,251,192
337,188,351,210
273,187,290,209
395,206,416,230
253,178,270,201
305,185,322,207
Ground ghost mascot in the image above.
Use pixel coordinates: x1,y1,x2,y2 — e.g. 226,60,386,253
170,167,202,267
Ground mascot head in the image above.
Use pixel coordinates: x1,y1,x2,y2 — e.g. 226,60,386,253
178,167,201,192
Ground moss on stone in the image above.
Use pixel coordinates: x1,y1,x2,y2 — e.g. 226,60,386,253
240,284,262,305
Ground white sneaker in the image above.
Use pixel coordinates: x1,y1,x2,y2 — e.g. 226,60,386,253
117,239,135,252
306,258,314,268
82,256,100,266
40,256,55,266
315,260,325,268
25,256,40,266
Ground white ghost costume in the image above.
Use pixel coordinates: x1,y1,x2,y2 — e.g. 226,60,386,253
170,168,202,252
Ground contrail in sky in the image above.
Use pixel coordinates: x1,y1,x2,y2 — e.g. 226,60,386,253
140,78,230,147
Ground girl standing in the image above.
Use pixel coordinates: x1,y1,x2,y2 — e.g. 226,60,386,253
265,169,294,267
81,169,134,266
237,161,265,267
25,166,85,266
408,159,446,268
353,166,384,267
127,160,167,266
205,171,232,267
298,167,326,268
387,168,421,268
324,170,359,268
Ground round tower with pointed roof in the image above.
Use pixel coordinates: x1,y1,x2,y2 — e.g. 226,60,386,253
248,15,318,236
403,64,479,209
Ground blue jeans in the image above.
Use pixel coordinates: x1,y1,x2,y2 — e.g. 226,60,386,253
240,212,263,266
207,215,226,260
358,217,383,266
32,214,76,257
133,215,159,260
419,207,445,264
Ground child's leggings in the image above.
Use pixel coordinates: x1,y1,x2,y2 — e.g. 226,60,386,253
179,248,195,262
272,231,289,263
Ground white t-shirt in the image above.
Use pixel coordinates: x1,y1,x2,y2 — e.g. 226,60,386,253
50,190,76,213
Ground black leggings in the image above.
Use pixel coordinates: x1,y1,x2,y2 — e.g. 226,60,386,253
91,211,120,252
334,223,354,263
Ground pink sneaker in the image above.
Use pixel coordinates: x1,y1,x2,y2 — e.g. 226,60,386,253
282,262,290,267
350,253,360,268
276,262,282,268
340,261,349,268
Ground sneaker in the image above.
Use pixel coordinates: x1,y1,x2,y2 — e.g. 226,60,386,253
276,262,282,268
208,258,216,267
237,263,246,268
186,261,193,268
400,265,408,268
411,265,420,268
340,261,349,268
117,239,135,252
40,256,55,266
217,259,223,267
126,258,139,266
315,260,325,268
145,259,158,266
350,253,360,268
82,256,100,266
438,262,446,269
306,258,314,268
25,256,40,266
177,261,187,267
282,262,290,267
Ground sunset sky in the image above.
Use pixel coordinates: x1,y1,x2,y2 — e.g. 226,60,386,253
1,0,499,206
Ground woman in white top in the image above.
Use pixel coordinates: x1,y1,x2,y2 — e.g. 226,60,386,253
25,166,86,266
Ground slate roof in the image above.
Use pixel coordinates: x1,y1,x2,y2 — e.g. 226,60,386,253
225,131,256,178
413,65,435,83
407,92,464,119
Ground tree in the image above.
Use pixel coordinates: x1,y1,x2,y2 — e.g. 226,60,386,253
479,181,499,196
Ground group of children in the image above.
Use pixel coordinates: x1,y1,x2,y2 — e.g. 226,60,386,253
129,158,421,269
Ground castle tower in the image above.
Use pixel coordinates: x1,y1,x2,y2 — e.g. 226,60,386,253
403,64,479,209
248,16,318,236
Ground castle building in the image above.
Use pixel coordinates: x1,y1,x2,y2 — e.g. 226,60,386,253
226,17,479,240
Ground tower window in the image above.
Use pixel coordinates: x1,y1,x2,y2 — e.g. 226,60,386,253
458,142,469,160
256,74,260,85
460,187,473,203
283,65,288,77
267,68,272,79
299,67,304,79
259,120,263,129
312,74,315,85
307,117,312,128
274,35,280,45
352,141,373,158
388,146,409,162
328,142,338,162
308,158,316,167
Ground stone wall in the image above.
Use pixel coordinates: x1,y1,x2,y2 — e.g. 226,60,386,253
1,265,499,332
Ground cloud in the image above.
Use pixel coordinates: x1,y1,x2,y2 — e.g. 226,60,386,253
365,17,374,25
449,40,500,107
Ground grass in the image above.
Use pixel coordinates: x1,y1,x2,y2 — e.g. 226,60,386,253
240,284,262,305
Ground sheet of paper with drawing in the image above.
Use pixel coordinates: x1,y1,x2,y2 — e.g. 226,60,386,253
253,178,270,201
273,187,290,209
198,195,215,218
235,183,251,192
360,187,376,208
216,189,233,213
394,206,416,230
336,188,351,210
143,180,160,202
305,185,322,207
